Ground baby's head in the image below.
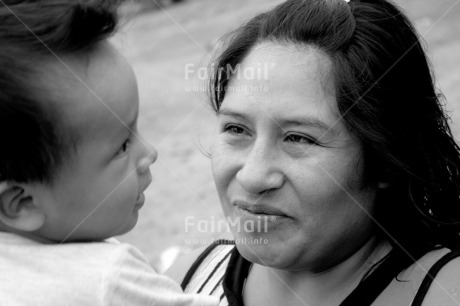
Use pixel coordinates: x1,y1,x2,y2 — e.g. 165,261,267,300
0,0,157,243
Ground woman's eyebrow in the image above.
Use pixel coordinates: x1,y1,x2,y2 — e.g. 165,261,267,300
280,117,337,135
217,108,249,121
218,108,337,135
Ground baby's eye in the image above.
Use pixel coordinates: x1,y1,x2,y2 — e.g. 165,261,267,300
116,138,132,156
285,134,317,145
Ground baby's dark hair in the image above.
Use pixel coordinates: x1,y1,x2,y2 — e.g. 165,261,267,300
0,0,121,183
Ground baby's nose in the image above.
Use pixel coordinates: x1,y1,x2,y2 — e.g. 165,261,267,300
137,148,158,173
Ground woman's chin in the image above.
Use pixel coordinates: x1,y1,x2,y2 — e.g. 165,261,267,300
234,234,294,269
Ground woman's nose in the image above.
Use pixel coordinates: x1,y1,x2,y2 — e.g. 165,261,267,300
236,143,284,194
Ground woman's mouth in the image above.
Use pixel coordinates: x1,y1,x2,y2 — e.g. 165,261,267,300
233,200,289,219
231,201,289,234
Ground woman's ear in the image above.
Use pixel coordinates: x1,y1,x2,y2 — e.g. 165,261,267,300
377,166,393,190
0,182,46,232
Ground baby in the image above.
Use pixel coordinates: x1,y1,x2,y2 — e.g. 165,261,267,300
0,0,216,305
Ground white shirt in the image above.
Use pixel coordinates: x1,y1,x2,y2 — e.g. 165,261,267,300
0,232,217,306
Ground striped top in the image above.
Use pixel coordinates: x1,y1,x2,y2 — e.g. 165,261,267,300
182,242,235,305
181,240,460,306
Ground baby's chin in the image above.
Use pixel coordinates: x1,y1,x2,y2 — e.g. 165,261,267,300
111,212,140,238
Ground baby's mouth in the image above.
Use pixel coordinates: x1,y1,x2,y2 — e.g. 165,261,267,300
135,193,145,206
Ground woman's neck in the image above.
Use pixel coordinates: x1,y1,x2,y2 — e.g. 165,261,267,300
244,236,392,306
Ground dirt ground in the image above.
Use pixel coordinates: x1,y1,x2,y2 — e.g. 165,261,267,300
113,0,460,269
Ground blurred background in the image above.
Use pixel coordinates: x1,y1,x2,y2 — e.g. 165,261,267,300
112,0,460,271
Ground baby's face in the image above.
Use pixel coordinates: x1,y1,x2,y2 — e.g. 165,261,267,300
31,44,157,242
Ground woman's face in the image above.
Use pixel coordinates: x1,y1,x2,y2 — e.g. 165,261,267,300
211,43,380,272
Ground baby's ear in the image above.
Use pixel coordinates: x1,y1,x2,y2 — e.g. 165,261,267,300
0,182,45,232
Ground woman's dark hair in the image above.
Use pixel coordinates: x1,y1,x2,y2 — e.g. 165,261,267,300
0,0,121,183
209,0,460,256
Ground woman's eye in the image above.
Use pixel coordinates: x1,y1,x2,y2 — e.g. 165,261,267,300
285,134,317,144
224,125,246,135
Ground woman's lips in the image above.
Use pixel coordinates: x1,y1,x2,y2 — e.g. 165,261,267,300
233,200,289,218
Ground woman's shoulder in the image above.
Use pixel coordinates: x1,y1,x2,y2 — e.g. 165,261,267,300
373,247,460,306
413,248,460,306
164,246,208,284
165,240,235,285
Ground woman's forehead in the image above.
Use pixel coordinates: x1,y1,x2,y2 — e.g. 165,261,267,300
230,42,336,96
224,43,338,117
248,42,332,73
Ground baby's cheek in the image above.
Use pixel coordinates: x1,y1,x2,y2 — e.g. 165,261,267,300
110,178,138,204
127,178,140,198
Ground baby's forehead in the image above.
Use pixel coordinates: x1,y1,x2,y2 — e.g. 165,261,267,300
35,44,138,145
38,44,120,96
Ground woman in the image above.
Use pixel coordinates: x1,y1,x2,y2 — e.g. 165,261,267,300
167,0,460,305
